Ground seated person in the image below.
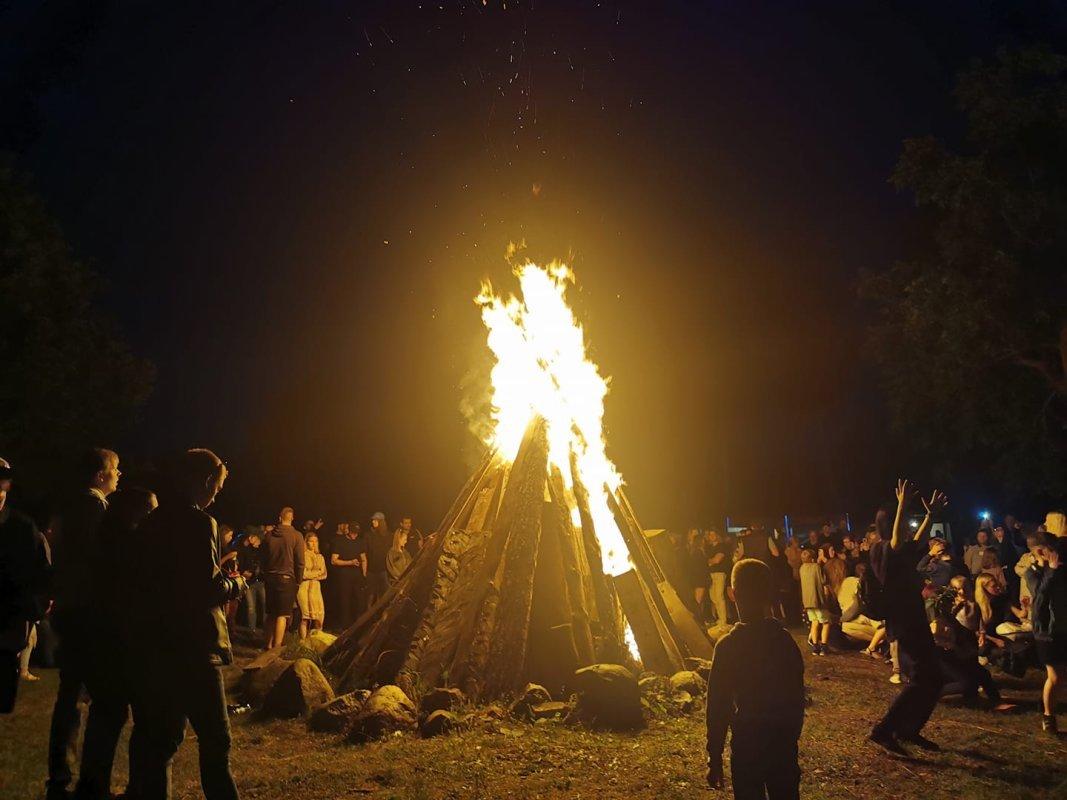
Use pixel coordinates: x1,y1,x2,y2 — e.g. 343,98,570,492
838,564,887,656
931,596,1014,712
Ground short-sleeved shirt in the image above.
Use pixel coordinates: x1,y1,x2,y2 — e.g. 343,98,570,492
332,535,367,569
707,542,731,574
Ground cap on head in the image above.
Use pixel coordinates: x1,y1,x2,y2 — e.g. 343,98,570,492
371,511,386,521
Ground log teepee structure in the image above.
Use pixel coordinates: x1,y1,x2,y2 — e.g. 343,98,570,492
322,417,714,702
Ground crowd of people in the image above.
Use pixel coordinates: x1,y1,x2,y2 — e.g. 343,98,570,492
219,509,424,646
2,447,1066,800
0,447,427,800
675,485,1067,754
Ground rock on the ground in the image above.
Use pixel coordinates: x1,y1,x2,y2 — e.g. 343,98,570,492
262,658,335,718
684,656,713,677
669,670,706,696
303,630,337,657
420,687,466,718
671,690,696,714
420,709,461,738
529,701,570,720
307,690,370,733
573,664,645,731
241,648,293,706
509,682,552,719
638,674,669,695
347,685,418,743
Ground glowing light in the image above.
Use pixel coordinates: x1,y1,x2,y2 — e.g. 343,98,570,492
475,260,631,579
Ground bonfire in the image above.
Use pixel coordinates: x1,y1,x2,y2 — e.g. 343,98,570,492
323,261,711,703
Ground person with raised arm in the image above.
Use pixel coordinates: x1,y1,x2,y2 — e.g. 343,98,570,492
868,480,948,756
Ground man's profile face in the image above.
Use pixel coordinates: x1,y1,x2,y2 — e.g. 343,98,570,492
930,539,945,556
280,507,294,525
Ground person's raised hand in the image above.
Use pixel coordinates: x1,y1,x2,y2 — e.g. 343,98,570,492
1050,548,1061,570
895,479,916,509
922,490,948,516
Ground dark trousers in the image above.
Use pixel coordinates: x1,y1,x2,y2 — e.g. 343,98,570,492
874,626,944,739
48,622,90,790
731,740,800,800
136,658,239,800
941,653,1001,703
76,661,134,799
331,569,364,631
365,571,388,609
0,649,19,714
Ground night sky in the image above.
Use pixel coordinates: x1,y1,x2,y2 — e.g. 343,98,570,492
4,1,1066,531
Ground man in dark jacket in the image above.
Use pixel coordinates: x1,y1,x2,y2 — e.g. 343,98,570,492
46,448,120,799
132,448,245,800
0,457,52,714
261,507,304,649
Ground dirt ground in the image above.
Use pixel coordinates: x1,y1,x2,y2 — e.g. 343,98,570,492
3,633,1066,800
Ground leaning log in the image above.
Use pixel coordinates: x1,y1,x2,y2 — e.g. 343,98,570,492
613,569,684,674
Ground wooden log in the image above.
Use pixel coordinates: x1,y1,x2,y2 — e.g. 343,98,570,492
609,489,716,661
524,497,582,693
444,418,549,697
323,453,501,691
569,453,626,656
459,423,549,699
546,470,596,665
613,569,684,674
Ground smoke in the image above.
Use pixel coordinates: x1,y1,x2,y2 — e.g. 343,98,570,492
458,346,495,472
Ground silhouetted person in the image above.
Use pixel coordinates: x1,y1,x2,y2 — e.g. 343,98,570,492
705,558,804,799
261,506,305,649
47,448,121,800
75,487,158,800
0,457,51,714
365,512,391,606
132,448,245,800
329,522,367,630
868,480,948,756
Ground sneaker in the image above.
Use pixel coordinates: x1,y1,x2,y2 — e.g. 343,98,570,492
1043,715,1058,734
815,644,825,656
899,733,940,752
889,673,902,684
861,648,879,659
868,730,910,757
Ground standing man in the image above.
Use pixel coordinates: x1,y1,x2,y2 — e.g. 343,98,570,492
868,480,948,756
365,512,391,607
261,507,304,649
133,448,245,800
46,448,120,800
705,529,731,631
328,523,367,630
398,515,423,556
0,457,51,714
237,532,265,634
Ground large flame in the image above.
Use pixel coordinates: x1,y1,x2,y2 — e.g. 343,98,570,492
475,260,632,578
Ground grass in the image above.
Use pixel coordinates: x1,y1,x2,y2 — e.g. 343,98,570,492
3,634,1066,800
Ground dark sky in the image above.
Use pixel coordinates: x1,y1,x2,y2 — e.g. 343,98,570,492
4,0,1066,530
